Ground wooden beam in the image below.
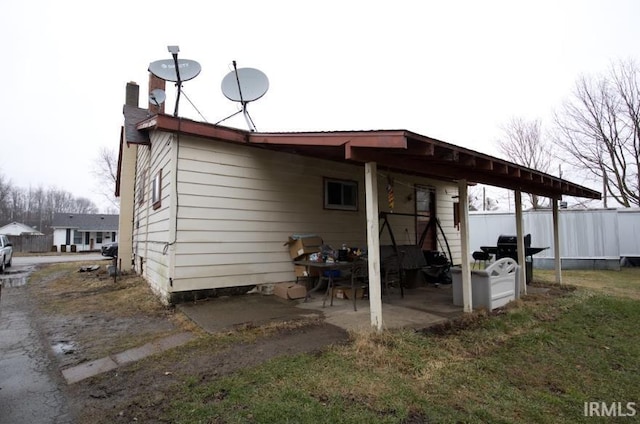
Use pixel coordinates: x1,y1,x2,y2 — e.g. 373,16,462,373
553,199,562,285
493,162,508,174
139,115,249,144
365,162,383,332
459,153,476,167
475,158,493,171
433,146,459,161
458,180,473,313
515,191,526,294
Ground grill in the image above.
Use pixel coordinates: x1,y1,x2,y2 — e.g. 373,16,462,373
496,234,550,284
496,234,531,261
479,235,549,284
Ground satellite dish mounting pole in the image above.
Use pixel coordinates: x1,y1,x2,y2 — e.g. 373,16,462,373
169,46,182,117
232,61,256,131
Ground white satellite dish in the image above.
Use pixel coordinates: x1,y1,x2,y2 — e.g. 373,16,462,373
219,63,269,131
148,46,202,117
149,88,166,106
221,68,269,102
148,59,201,82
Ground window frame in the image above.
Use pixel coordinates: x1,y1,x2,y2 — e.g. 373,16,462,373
152,169,162,210
323,177,358,211
138,169,146,205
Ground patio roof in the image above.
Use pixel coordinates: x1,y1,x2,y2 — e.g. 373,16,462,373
135,114,601,200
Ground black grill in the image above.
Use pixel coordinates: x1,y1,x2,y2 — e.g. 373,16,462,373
496,234,531,261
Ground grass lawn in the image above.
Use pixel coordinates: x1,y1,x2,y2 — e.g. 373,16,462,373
166,268,640,423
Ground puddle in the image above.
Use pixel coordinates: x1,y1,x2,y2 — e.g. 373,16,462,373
52,341,76,355
0,273,29,288
0,267,34,288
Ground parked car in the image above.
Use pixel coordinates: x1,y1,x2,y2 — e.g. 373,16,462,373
0,234,13,273
101,242,118,258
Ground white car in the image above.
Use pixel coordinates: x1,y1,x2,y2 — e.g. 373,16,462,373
0,234,13,273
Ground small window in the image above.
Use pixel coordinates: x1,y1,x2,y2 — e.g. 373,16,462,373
152,169,162,210
73,230,83,244
97,233,103,243
138,169,146,205
324,178,358,211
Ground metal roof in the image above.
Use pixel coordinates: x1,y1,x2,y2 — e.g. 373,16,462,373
131,113,600,201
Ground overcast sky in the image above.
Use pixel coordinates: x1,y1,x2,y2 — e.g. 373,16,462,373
1,0,638,211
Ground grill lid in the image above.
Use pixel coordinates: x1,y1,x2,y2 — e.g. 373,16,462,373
497,234,531,247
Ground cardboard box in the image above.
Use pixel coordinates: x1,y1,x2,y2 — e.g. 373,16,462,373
273,282,307,300
284,235,323,259
343,286,367,300
293,254,321,277
332,287,347,299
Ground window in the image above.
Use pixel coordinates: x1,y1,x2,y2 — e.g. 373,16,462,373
324,178,358,211
152,169,162,210
73,230,83,245
138,169,146,205
97,232,103,243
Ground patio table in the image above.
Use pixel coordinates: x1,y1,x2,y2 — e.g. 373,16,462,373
293,259,367,311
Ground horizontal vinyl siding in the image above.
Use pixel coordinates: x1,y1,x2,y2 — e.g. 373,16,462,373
173,140,364,290
436,188,461,264
172,138,461,291
133,132,173,300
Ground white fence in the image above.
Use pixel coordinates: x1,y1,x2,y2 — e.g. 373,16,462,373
469,208,640,270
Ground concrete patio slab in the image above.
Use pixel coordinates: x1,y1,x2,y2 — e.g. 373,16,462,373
177,284,463,334
177,294,322,333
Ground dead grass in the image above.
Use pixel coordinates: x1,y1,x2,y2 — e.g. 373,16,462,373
535,268,640,299
26,261,198,364
30,262,171,317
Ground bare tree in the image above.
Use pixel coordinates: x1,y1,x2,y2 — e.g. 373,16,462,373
553,59,640,207
468,185,501,211
497,117,553,209
92,146,120,210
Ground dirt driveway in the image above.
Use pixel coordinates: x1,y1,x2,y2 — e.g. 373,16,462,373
11,260,349,423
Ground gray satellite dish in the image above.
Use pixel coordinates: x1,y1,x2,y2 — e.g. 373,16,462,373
149,88,166,106
219,65,269,131
148,46,202,117
221,67,269,102
148,59,201,82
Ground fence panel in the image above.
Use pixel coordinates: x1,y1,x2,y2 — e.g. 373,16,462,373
7,234,54,253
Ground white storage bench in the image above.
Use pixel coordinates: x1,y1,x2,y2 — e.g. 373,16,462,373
451,258,520,310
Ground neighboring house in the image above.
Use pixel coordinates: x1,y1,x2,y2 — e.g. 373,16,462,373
0,222,43,236
51,213,119,252
117,79,599,326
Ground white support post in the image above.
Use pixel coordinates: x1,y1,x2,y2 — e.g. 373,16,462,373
515,191,526,294
552,198,562,285
364,162,383,332
458,180,472,313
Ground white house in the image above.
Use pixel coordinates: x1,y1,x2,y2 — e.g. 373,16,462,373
0,222,43,236
51,213,119,252
117,79,600,329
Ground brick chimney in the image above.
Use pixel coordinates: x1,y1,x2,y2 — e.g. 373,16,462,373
125,81,139,107
148,73,166,114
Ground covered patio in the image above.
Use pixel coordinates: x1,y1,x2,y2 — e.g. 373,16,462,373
137,116,601,330
243,129,601,329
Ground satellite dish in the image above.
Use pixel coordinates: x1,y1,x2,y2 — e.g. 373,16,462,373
218,64,269,131
148,59,201,82
148,46,201,117
149,88,166,106
221,68,269,102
